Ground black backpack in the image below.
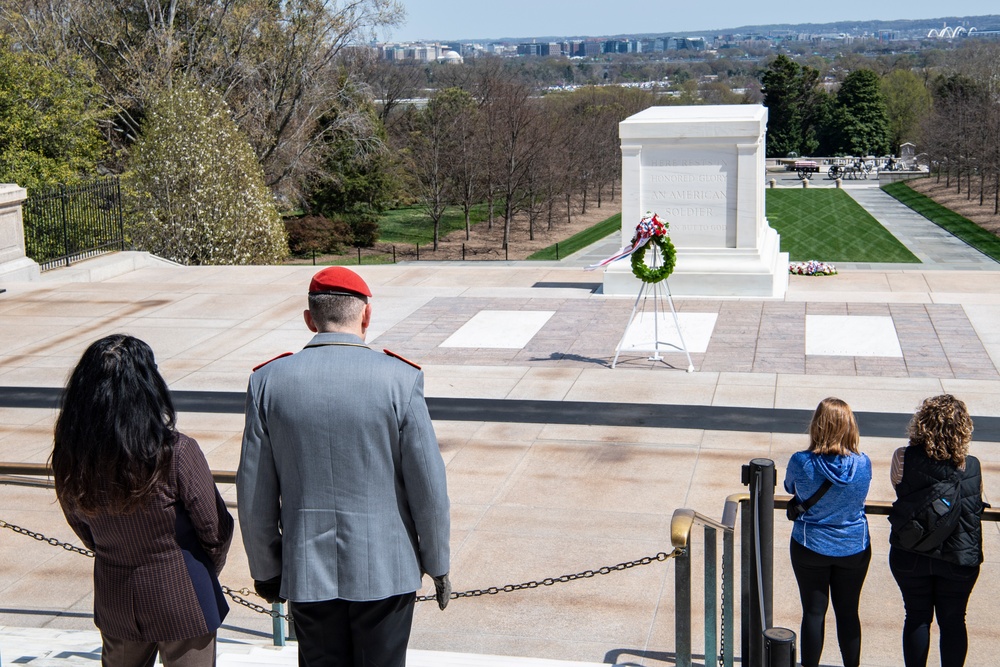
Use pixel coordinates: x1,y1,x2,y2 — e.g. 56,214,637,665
888,470,962,553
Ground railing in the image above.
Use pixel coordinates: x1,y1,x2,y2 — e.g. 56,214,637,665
6,460,1000,663
22,177,125,271
670,493,744,667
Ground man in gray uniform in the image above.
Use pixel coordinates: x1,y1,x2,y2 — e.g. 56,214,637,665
237,266,451,666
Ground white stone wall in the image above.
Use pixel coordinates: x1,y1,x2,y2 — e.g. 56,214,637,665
0,184,41,282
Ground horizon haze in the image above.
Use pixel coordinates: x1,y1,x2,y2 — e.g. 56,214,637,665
389,1,999,42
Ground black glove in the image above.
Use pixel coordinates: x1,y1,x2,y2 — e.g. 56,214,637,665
254,576,285,604
433,573,451,610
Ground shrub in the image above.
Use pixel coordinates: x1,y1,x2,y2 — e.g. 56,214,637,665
125,82,288,265
285,215,353,255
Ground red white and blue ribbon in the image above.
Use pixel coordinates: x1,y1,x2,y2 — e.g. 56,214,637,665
585,212,668,271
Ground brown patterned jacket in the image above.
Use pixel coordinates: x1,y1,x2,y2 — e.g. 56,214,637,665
60,433,234,642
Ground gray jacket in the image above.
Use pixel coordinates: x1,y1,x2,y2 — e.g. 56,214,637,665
237,332,450,603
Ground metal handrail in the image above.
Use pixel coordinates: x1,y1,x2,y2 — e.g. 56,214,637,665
668,493,749,667
0,462,236,485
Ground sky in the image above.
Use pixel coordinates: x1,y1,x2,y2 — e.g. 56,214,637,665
387,1,998,42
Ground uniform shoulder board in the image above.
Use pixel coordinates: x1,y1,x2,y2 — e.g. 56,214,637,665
383,348,421,370
252,351,293,372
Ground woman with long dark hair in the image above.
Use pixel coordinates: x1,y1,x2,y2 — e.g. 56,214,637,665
889,394,985,667
784,397,872,667
53,334,233,667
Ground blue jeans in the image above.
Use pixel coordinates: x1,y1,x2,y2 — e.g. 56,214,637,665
889,547,980,667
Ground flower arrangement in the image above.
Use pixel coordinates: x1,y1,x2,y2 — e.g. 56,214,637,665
587,211,677,284
789,260,838,276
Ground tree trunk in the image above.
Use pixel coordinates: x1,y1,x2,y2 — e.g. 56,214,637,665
503,204,512,250
566,193,572,225
995,172,999,215
487,188,494,229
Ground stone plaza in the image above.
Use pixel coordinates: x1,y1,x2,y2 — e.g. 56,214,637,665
2,174,1000,666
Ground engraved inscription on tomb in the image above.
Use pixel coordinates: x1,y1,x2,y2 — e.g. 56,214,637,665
639,148,735,247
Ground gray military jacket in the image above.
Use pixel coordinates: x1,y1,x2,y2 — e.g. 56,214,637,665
237,332,450,603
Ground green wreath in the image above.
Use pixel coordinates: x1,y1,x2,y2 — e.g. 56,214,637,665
630,234,677,283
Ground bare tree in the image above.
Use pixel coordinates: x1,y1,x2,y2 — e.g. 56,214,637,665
490,79,542,249
355,55,426,129
1,0,404,200
405,88,478,249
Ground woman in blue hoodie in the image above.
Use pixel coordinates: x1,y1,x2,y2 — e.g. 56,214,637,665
784,397,872,667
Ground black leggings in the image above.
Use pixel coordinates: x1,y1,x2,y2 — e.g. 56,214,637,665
889,547,980,667
790,538,872,667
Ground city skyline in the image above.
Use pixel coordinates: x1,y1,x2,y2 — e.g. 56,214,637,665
389,1,998,42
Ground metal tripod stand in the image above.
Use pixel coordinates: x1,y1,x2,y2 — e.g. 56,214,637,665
611,247,694,372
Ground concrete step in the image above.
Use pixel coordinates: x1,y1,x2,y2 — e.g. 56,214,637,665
0,626,612,667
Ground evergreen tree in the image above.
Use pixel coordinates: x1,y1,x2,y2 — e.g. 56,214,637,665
0,42,106,190
761,55,821,157
126,82,288,265
834,69,891,157
307,92,395,248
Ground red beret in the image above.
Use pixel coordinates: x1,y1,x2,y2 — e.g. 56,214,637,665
308,266,372,298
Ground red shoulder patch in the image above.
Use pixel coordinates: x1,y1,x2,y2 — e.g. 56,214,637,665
252,351,293,372
383,348,421,370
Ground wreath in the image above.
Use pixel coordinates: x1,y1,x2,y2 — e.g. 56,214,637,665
585,211,677,284
629,213,676,284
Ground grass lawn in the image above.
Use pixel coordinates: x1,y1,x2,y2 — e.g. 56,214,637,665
766,189,919,263
527,213,621,260
378,203,491,244
881,181,1000,262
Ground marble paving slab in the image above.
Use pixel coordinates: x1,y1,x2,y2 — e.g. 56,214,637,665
805,314,903,357
441,311,555,349
618,312,718,354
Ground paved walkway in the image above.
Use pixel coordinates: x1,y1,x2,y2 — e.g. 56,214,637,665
2,182,1000,666
842,187,999,270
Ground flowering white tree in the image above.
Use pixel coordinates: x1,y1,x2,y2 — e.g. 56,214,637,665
126,83,288,265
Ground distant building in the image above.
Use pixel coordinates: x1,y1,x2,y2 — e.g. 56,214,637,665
674,37,706,50
377,42,445,62
438,49,464,64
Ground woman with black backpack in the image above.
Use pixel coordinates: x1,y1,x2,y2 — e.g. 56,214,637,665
889,394,986,667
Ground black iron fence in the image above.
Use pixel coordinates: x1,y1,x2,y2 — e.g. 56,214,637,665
22,177,125,271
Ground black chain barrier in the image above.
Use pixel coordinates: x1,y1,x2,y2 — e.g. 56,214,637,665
415,549,683,603
0,518,95,557
2,518,683,621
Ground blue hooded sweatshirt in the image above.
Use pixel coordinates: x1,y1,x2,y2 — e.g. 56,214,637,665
784,450,871,557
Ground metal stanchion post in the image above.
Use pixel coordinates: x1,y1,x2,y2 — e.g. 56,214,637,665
742,458,776,667
272,602,286,646
763,628,796,667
